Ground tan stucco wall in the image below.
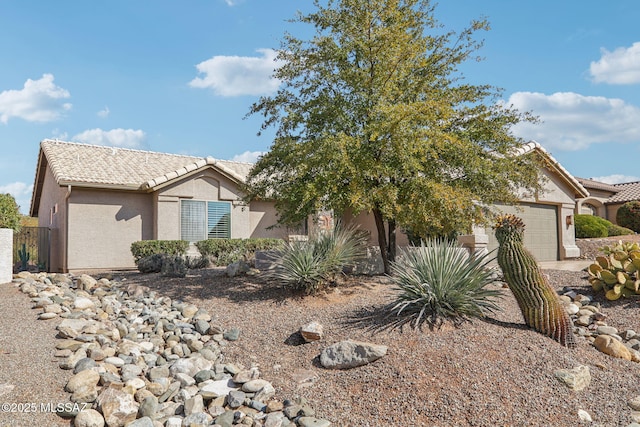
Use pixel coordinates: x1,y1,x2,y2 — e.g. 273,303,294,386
67,189,153,271
37,166,68,272
249,200,287,239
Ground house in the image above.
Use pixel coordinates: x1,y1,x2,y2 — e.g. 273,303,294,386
30,140,285,273
576,177,640,224
344,141,589,262
31,139,587,273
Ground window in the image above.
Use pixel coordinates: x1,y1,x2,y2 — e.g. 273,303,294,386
181,200,231,241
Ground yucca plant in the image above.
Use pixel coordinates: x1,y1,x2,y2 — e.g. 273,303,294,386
269,222,367,294
388,239,502,328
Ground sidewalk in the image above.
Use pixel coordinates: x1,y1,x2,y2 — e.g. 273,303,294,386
538,260,591,271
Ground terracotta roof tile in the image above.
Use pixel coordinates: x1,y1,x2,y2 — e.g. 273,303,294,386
607,181,640,203
575,177,620,194
40,139,253,189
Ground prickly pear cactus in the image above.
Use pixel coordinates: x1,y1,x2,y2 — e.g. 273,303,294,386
587,240,640,300
494,214,576,348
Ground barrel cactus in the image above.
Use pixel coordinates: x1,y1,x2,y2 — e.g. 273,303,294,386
494,214,576,348
587,240,640,300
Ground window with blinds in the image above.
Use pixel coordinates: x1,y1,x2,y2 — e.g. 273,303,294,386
181,200,231,241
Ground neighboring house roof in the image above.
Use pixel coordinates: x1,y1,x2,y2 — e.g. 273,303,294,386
515,141,589,198
606,181,640,204
575,177,621,194
31,139,254,216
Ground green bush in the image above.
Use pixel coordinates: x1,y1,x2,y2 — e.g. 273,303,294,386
195,238,283,266
268,223,367,294
130,240,189,262
0,193,21,231
574,214,608,238
387,239,502,328
607,223,634,236
617,201,640,233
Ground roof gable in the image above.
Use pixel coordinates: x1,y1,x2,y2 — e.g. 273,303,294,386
516,141,589,198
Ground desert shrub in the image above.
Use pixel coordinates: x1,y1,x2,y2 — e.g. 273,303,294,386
130,240,189,263
195,238,283,266
268,223,367,294
160,255,187,278
607,223,634,236
185,255,210,269
387,239,501,328
617,201,640,233
574,214,608,238
0,193,21,231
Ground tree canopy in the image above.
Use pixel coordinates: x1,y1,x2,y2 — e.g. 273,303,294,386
244,0,542,273
0,193,22,231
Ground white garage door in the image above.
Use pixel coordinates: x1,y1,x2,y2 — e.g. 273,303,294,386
487,203,559,262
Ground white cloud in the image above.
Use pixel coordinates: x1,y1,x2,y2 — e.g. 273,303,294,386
0,182,33,215
590,42,640,85
231,150,265,163
97,106,110,118
72,128,146,148
590,174,640,184
224,0,242,5
506,91,640,151
189,49,283,97
0,74,71,124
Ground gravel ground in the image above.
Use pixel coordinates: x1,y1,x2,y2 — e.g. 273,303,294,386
0,281,72,427
2,236,640,427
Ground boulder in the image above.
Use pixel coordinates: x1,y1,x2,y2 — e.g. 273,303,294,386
320,340,387,369
96,386,139,427
73,409,105,427
594,335,634,361
554,365,591,391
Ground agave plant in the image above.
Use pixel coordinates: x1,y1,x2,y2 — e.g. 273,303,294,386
269,222,368,294
388,239,502,328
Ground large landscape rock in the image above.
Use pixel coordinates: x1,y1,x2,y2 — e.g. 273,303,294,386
320,340,387,369
594,335,634,361
554,365,591,391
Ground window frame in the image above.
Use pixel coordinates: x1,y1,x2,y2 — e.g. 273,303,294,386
180,199,232,242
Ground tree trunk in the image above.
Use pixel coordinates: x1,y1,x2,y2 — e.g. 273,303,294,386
373,208,391,274
387,219,396,263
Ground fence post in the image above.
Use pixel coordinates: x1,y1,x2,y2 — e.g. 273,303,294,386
0,228,13,283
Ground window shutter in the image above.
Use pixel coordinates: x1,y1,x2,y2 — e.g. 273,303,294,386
207,202,231,239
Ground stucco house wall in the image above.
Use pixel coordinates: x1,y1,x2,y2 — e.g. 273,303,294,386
30,140,283,272
36,166,68,272
67,189,153,271
249,200,287,239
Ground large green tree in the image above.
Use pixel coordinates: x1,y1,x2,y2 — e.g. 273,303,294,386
245,0,542,274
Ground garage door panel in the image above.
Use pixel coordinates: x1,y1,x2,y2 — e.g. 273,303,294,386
487,203,558,262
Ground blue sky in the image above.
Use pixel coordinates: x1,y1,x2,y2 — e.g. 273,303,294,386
1,0,639,214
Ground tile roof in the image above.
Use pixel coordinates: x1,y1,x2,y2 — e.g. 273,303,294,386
607,181,640,203
575,177,620,194
39,139,253,189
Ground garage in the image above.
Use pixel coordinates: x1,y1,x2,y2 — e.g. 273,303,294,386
487,203,559,262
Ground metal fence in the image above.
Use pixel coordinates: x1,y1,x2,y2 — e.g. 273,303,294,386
13,227,50,273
